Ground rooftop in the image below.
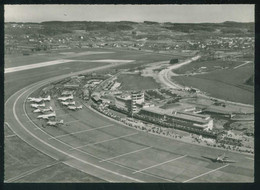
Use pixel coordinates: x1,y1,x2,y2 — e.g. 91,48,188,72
115,95,131,101
141,107,210,124
204,107,232,115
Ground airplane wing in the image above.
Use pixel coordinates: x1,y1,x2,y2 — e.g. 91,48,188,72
202,156,217,162
218,153,226,160
223,158,236,163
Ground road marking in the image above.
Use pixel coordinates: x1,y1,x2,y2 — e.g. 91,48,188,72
22,112,35,116
133,155,187,174
5,121,59,161
138,171,175,182
99,156,176,182
100,146,152,162
5,61,146,182
12,87,143,182
5,59,74,73
234,61,251,69
70,132,138,150
48,124,113,139
26,118,39,122
5,161,61,182
62,161,118,182
88,59,134,63
5,134,16,138
183,164,229,183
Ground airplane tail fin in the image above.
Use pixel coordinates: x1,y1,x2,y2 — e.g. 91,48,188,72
60,120,64,124
50,106,53,111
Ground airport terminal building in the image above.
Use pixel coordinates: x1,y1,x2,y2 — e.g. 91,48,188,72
139,107,213,131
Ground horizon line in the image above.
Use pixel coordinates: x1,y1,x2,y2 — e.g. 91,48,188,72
5,20,255,24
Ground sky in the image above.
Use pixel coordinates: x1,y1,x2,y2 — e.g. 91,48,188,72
4,4,254,23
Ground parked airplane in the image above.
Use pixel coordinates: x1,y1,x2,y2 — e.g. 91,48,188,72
68,105,83,110
58,95,73,101
30,103,45,108
33,106,53,113
202,153,236,163
47,120,64,127
37,112,56,120
61,101,76,106
28,95,51,103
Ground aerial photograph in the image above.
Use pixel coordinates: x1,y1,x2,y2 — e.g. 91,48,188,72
4,5,254,182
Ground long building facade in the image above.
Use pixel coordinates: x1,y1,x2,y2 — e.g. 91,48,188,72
139,107,213,131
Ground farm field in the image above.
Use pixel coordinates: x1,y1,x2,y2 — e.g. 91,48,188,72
117,73,160,91
171,65,254,105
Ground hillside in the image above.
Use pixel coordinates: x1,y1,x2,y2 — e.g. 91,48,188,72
4,21,254,55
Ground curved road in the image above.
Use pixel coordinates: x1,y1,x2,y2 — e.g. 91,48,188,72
158,55,201,89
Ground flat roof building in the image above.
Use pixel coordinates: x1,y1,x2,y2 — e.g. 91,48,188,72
140,107,213,131
114,95,131,112
131,91,145,113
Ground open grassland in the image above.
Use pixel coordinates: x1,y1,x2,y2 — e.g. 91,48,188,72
4,61,108,101
173,59,250,74
117,73,160,91
172,65,254,105
15,162,105,182
4,47,114,68
5,47,173,68
4,131,54,181
4,125,104,182
5,48,172,101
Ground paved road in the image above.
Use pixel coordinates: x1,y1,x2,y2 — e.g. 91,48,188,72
158,55,254,108
158,55,201,89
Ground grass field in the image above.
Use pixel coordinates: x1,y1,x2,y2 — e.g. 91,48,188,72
5,47,172,101
5,47,173,68
5,121,104,183
171,65,254,105
4,47,114,68
173,59,250,74
117,73,160,91
4,133,54,181
4,61,108,102
15,162,105,182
